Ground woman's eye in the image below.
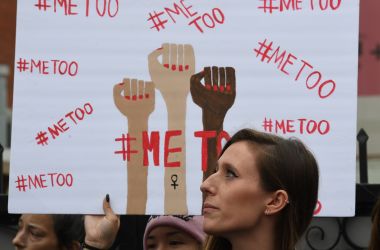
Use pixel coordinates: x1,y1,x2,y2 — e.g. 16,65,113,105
226,169,237,178
29,229,43,238
169,240,184,245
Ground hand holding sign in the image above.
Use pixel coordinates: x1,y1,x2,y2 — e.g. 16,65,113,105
84,195,120,250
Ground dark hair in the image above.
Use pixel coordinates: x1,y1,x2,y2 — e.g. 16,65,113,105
370,199,380,250
51,215,84,249
205,128,319,250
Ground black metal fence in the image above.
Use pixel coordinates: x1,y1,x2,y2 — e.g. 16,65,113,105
304,128,380,250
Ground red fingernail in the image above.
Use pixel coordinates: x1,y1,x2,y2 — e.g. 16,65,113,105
213,85,218,91
226,85,231,92
132,95,137,101
125,96,130,100
164,64,169,69
172,64,176,71
205,84,211,90
179,65,183,71
139,95,143,99
118,82,124,86
145,94,150,98
185,65,189,70
157,47,163,50
220,85,225,92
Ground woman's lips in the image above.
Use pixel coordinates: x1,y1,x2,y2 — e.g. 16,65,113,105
203,202,218,213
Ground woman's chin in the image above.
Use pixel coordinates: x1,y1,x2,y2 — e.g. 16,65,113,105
203,219,223,235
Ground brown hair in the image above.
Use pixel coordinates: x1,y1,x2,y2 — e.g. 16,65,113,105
204,128,319,250
369,199,380,250
51,215,84,249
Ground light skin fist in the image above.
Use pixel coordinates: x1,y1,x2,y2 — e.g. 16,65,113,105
148,43,195,101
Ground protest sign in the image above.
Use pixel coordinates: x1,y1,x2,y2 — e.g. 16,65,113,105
9,0,359,216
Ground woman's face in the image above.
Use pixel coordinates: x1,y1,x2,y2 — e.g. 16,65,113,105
146,226,201,250
12,214,61,250
200,141,272,236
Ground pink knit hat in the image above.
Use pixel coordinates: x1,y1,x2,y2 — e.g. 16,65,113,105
143,215,205,249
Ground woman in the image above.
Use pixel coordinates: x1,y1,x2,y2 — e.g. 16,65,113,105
12,214,84,250
201,128,319,250
12,195,120,250
143,215,205,250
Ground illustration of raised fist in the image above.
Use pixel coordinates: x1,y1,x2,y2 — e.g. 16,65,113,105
191,66,236,181
113,78,155,120
190,66,236,129
148,43,195,101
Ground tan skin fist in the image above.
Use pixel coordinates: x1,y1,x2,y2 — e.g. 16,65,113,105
113,79,155,120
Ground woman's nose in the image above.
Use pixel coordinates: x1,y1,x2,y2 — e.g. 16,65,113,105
200,174,215,195
12,230,26,248
156,242,166,250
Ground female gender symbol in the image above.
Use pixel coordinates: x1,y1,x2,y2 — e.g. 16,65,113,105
171,174,178,190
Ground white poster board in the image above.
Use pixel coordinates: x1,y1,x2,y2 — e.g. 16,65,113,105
9,0,359,216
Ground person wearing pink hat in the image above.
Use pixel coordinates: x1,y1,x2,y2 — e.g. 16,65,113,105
143,215,205,250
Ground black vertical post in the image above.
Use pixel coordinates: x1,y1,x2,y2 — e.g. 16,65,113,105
0,143,3,193
357,129,369,184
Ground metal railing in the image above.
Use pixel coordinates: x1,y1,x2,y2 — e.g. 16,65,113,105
304,128,380,250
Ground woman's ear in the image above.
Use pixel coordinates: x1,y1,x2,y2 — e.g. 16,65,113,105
264,190,289,216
